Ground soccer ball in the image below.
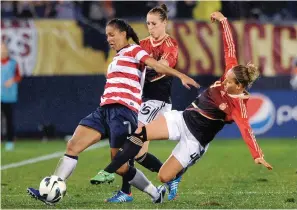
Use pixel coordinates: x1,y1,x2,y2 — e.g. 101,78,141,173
39,175,66,204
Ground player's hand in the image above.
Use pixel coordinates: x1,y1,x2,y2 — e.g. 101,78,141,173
254,157,273,170
210,11,226,23
4,78,15,88
180,74,200,90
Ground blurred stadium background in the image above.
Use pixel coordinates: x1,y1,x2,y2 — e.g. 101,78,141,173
1,1,297,209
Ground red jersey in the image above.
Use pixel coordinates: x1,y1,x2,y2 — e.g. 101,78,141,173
183,18,263,160
140,35,178,102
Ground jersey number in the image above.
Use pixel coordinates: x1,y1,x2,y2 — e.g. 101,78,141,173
140,104,151,115
123,121,132,135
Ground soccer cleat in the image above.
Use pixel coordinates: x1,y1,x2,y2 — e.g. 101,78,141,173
27,187,53,205
152,185,166,204
104,191,133,203
90,170,115,184
166,176,182,201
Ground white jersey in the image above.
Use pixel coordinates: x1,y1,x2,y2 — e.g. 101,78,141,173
100,44,150,113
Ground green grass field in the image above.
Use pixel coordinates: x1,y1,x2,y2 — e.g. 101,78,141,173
1,138,297,209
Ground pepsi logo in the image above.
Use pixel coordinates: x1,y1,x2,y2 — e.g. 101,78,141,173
247,93,275,135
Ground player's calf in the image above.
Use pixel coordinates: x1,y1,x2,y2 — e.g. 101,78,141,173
104,126,148,173
135,152,162,173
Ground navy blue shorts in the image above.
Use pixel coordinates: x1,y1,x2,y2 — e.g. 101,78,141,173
79,104,138,148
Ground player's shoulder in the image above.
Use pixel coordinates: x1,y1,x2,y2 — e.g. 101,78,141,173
128,43,142,50
140,36,150,44
228,91,250,107
164,35,178,48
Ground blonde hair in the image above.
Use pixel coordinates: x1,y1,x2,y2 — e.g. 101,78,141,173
233,62,260,88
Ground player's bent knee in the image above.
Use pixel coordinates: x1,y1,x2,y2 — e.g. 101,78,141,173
66,141,77,156
130,126,147,145
158,172,172,183
66,139,81,156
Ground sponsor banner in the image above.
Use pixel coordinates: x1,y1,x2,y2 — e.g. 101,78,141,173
217,91,297,138
1,19,106,76
129,21,297,76
2,20,296,76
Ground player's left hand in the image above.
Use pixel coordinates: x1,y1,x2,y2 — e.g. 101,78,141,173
254,157,273,170
210,11,226,22
4,78,15,88
180,74,200,90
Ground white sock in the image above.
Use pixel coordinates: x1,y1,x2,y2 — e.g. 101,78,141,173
54,155,78,181
128,168,159,199
144,183,159,200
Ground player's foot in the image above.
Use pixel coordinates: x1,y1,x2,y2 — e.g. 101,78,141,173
166,176,182,201
27,187,53,205
152,185,166,204
90,170,115,184
104,191,133,203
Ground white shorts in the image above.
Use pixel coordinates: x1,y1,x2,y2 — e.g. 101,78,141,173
138,100,172,125
164,110,209,168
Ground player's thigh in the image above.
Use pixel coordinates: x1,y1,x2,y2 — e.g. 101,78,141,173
158,155,183,183
67,107,107,155
110,148,129,176
109,106,138,148
135,115,169,141
137,109,185,141
67,125,102,156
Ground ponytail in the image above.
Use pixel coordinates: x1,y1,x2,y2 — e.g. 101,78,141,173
127,26,140,45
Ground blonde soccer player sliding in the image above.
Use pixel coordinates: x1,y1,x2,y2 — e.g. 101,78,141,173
95,12,272,202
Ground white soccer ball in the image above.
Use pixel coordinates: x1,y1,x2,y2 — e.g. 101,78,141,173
39,175,66,204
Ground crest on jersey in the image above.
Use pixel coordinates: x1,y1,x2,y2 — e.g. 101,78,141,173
219,103,228,110
220,91,226,96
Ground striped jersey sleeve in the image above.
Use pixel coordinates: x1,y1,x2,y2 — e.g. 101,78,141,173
130,45,150,63
220,18,238,73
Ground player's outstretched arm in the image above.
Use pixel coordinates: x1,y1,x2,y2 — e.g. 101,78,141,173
232,107,273,170
144,57,200,90
211,11,238,72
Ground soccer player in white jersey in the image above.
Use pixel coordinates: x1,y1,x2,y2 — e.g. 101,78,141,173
27,18,198,205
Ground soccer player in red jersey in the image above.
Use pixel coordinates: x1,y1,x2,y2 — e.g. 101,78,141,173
138,3,182,201
27,18,198,205
91,4,182,202
97,12,273,197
